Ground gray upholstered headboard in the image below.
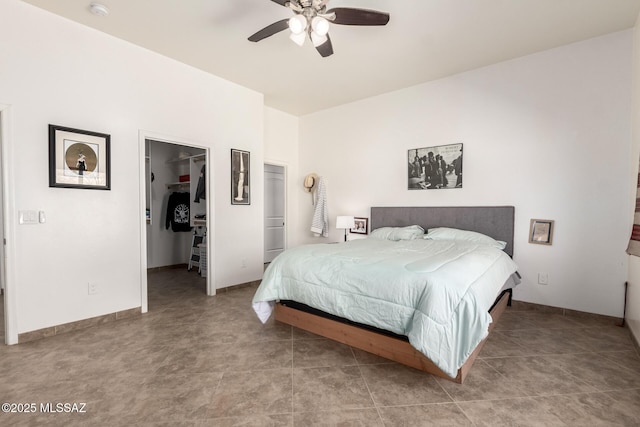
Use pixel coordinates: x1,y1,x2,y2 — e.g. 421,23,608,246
370,206,515,257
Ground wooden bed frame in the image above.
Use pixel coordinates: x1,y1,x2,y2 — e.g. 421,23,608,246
274,206,516,383
275,289,510,383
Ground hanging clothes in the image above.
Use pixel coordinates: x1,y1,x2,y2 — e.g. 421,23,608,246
310,177,328,237
165,191,192,232
194,164,206,203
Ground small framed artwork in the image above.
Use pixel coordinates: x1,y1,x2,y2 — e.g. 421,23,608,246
351,217,368,235
231,149,250,205
529,219,554,245
48,124,111,190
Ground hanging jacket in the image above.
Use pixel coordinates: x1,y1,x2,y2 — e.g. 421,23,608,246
194,164,206,203
165,192,192,232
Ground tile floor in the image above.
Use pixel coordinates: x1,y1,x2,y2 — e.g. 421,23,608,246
1,269,639,426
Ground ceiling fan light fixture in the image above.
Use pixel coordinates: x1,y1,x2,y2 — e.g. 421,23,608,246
288,15,307,34
311,16,330,36
311,31,328,47
290,31,306,46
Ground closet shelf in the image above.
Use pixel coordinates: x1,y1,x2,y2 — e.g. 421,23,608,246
166,153,205,164
167,181,190,189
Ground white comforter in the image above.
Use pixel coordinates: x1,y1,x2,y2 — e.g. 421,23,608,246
252,238,518,378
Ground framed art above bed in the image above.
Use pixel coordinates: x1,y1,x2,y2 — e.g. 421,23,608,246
408,143,463,190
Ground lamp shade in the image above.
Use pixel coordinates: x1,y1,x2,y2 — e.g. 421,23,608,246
311,31,328,47
311,16,330,36
336,216,355,229
288,15,307,34
290,31,306,46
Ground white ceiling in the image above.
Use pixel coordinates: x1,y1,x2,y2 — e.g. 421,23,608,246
22,0,640,116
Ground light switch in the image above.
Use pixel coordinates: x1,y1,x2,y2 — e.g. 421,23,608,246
39,211,46,223
19,210,38,225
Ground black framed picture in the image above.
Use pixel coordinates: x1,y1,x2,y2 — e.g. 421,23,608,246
408,143,462,190
351,217,368,235
48,124,111,190
231,149,250,205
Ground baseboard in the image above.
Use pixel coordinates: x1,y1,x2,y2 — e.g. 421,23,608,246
510,299,622,326
18,307,142,344
147,263,188,273
216,279,261,293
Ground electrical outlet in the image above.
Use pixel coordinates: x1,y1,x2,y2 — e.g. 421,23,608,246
88,282,98,295
241,259,247,269
538,273,548,285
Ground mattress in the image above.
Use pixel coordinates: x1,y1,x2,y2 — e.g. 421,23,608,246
252,237,518,377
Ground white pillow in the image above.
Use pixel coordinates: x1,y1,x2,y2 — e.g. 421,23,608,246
425,227,507,250
370,225,425,241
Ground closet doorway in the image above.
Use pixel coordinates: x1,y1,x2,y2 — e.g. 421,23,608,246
264,163,286,264
138,132,213,314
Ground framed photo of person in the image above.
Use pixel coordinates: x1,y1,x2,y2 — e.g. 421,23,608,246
529,219,554,245
48,124,111,190
231,149,250,205
351,217,368,235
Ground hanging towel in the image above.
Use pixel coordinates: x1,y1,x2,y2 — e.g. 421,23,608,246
310,177,328,237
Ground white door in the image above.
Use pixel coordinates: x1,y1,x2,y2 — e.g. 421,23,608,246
264,164,285,263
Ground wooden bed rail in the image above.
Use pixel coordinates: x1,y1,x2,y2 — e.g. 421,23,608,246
274,289,511,384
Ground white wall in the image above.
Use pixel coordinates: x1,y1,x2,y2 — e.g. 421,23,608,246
297,31,633,317
0,0,264,337
627,12,640,343
264,107,301,249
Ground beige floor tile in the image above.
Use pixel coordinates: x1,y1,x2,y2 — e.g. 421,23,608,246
360,363,451,406
207,369,292,418
483,355,596,396
458,397,566,426
436,360,526,401
379,403,473,426
293,408,383,426
292,338,357,368
293,366,374,412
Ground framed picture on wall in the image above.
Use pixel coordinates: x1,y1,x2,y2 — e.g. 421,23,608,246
351,217,368,235
529,219,554,245
231,149,250,205
48,124,111,190
408,143,462,190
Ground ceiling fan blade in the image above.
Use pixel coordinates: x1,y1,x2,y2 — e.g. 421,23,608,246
315,35,333,57
270,0,290,6
248,19,290,42
327,8,390,26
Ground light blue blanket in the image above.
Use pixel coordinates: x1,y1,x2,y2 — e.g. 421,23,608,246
252,238,518,378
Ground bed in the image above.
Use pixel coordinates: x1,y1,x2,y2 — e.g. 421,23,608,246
252,206,518,383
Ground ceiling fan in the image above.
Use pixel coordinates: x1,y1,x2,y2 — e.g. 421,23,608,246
248,0,390,57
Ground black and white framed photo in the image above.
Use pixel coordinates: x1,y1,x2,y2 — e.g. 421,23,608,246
231,149,250,205
408,143,462,190
48,124,111,190
351,217,368,235
529,219,554,245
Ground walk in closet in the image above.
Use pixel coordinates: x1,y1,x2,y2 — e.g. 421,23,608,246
145,139,207,273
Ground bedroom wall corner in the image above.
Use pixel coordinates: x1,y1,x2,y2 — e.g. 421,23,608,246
626,11,640,347
297,30,633,318
263,107,300,250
